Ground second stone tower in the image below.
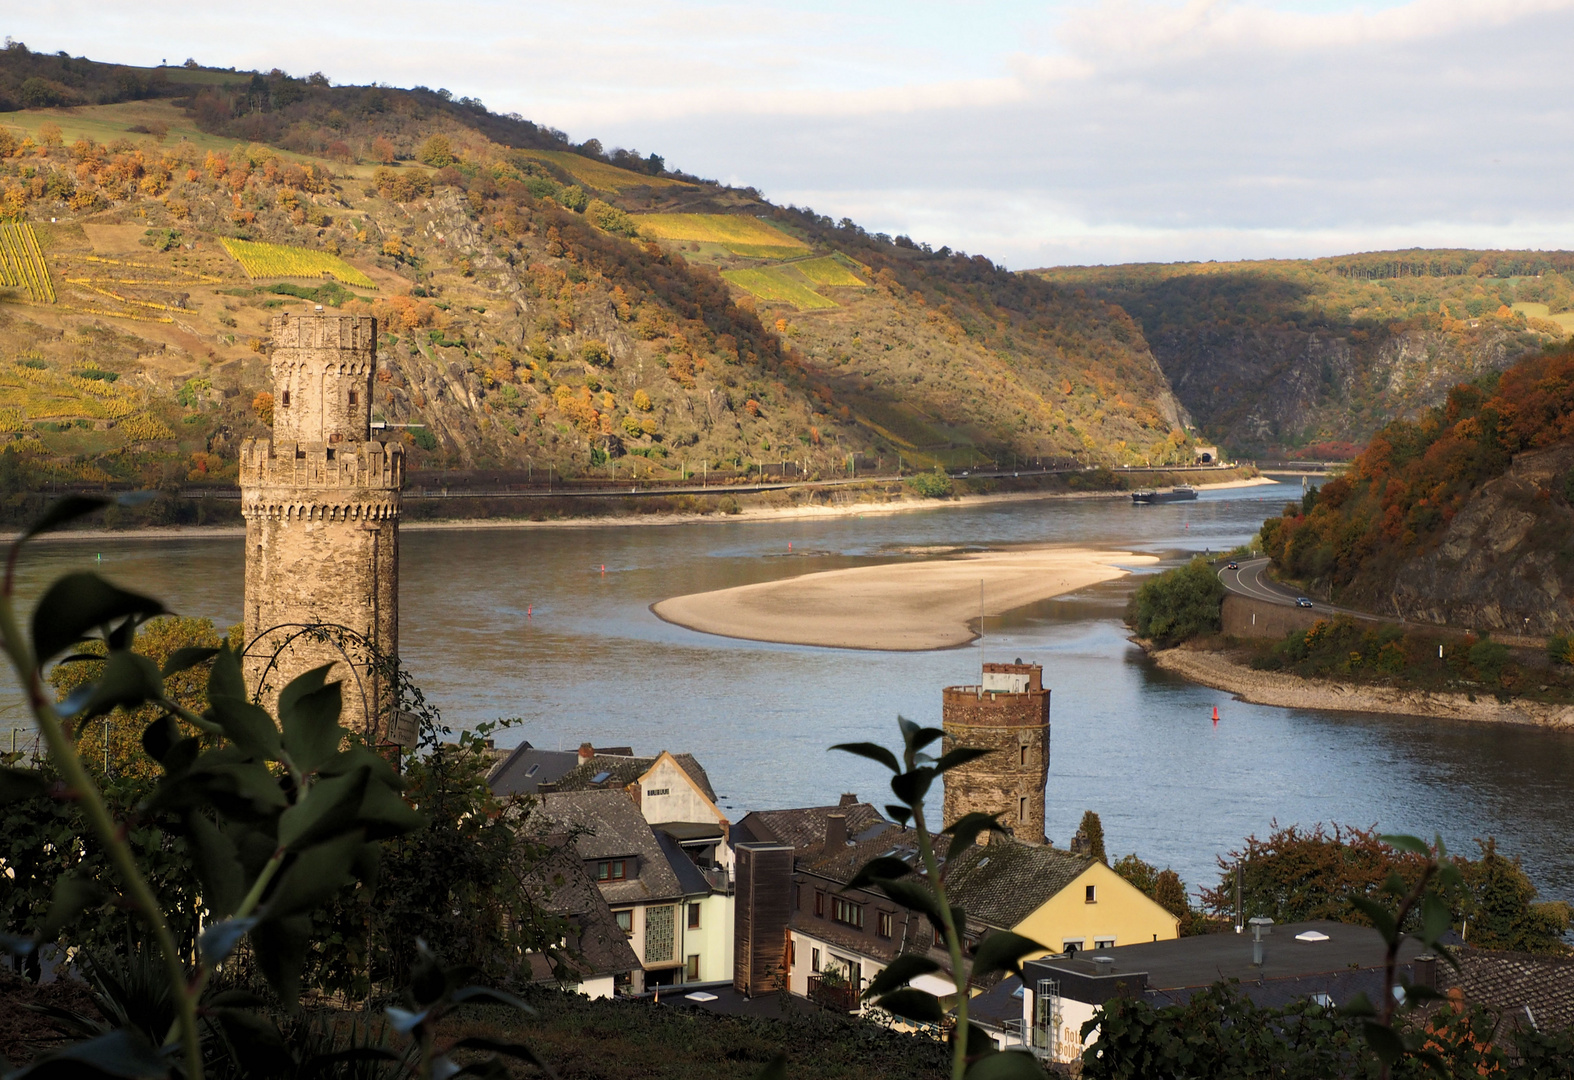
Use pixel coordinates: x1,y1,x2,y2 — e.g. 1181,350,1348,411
941,662,1051,844
240,312,402,739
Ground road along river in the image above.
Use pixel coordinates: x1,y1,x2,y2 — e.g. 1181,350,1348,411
4,479,1573,904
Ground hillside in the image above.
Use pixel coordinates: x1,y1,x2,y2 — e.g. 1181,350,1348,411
1257,343,1574,633
0,43,1196,496
1036,252,1569,458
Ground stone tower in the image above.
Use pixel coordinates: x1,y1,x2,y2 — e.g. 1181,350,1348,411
941,662,1051,844
240,312,402,738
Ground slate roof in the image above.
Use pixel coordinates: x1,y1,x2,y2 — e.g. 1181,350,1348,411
1027,919,1428,1006
539,753,717,803
535,790,696,906
487,742,581,797
1440,947,1574,1031
945,842,1096,929
520,835,641,982
733,801,891,855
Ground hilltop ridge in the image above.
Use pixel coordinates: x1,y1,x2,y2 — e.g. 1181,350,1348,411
0,43,1195,498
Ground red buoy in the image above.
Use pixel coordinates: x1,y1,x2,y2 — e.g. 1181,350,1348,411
1212,705,1219,726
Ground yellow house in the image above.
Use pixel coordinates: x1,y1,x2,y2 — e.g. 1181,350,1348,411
947,842,1178,956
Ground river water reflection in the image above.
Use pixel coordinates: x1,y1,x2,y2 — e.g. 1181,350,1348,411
6,479,1573,904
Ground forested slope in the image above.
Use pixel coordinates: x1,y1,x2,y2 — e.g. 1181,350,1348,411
1257,343,1574,633
0,43,1194,494
1037,252,1570,457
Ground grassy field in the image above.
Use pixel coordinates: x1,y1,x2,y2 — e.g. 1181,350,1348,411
720,267,838,310
637,213,810,258
220,238,377,288
0,223,55,302
0,102,249,158
515,150,688,193
1511,301,1574,332
793,254,868,287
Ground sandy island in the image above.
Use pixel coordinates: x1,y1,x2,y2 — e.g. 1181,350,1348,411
652,546,1158,651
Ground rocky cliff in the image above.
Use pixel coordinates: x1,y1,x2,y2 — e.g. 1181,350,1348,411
1390,445,1574,635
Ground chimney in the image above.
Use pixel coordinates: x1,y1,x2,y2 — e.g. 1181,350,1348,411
838,793,858,808
1413,954,1437,990
578,742,595,766
825,813,847,850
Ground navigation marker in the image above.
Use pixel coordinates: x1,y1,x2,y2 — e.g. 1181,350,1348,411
1212,705,1219,726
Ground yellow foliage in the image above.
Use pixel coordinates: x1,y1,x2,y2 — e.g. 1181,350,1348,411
633,389,653,412
220,237,375,288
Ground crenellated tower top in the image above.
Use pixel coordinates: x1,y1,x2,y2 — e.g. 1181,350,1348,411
269,312,377,445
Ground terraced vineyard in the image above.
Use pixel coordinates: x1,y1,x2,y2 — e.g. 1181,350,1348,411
0,222,56,302
636,213,810,259
0,359,142,430
793,254,869,287
516,150,688,193
720,266,838,310
220,238,376,288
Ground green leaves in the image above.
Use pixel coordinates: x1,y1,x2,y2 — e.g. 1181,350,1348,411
942,811,1005,857
872,987,944,1025
278,665,345,773
965,1050,1047,1079
863,953,941,998
1,1029,171,1079
970,930,1045,979
830,741,900,774
30,573,165,665
72,651,164,721
205,696,282,762
0,764,47,803
844,856,915,890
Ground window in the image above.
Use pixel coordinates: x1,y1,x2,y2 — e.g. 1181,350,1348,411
789,940,796,966
1062,939,1085,955
525,763,540,777
1019,796,1028,823
1020,744,1028,765
614,910,633,935
686,954,700,980
597,859,627,881
326,448,335,461
348,390,358,406
794,884,801,910
832,897,863,929
1085,885,1097,903
877,911,894,939
1095,939,1115,950
281,390,291,406
645,905,675,963
688,902,701,929
814,891,825,918
811,948,821,973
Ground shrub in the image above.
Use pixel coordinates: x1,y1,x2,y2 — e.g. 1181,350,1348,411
1548,633,1574,665
633,388,653,411
1126,557,1225,646
905,465,953,498
411,427,438,451
580,340,612,367
416,133,455,168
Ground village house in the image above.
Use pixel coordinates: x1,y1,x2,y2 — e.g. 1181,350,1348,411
731,797,1179,1015
1015,919,1430,1065
518,835,642,999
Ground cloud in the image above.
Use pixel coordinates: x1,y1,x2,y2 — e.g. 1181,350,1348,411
7,0,1574,265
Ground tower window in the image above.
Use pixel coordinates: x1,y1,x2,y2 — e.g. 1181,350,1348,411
1020,744,1028,765
1019,796,1028,823
281,390,291,406
348,390,358,406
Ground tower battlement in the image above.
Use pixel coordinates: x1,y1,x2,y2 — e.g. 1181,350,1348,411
942,662,1051,844
239,437,403,492
243,313,399,741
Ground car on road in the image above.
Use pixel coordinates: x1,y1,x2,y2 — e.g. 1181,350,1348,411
1226,561,1239,570
1295,597,1315,608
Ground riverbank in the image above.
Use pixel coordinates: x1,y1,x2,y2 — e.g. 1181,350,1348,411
7,475,1276,543
1150,644,1574,729
654,545,1158,650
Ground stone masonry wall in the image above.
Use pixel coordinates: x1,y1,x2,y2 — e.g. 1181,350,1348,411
941,668,1051,844
242,313,400,740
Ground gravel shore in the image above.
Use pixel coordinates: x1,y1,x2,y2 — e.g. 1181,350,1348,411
1151,646,1574,728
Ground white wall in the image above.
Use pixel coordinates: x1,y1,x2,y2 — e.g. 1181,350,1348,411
1020,983,1098,1065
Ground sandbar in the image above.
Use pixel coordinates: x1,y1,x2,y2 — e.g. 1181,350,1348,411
652,546,1159,651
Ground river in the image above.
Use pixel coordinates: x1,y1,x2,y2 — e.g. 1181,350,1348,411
5,479,1573,906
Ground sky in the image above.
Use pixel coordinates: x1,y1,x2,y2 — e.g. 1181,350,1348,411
7,0,1574,268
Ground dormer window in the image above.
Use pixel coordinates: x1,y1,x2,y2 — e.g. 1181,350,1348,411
596,859,628,881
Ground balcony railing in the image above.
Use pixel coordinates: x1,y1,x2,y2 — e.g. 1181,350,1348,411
806,976,861,1013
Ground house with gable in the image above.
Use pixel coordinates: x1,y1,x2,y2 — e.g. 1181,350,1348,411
732,798,1178,1014
518,833,641,999
534,747,734,995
